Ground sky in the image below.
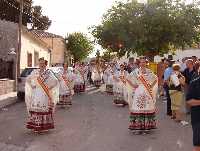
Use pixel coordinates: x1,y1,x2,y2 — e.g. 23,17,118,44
32,0,193,57
33,0,125,57
33,0,123,36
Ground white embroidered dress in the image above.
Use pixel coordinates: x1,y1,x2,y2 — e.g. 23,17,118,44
25,69,59,131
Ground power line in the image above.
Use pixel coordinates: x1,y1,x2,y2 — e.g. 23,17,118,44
2,0,47,27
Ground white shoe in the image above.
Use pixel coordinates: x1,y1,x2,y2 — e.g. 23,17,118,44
181,121,189,126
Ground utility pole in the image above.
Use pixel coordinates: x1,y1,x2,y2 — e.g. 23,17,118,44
16,0,23,90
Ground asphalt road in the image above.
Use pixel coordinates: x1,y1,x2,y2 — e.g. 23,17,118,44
0,86,193,151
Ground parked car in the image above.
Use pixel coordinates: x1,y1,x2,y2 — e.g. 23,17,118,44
17,67,38,99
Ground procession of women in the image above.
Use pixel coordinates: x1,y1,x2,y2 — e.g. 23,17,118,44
24,56,158,135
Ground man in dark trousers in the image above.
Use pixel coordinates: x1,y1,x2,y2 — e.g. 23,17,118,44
186,65,200,151
183,59,195,114
163,59,174,116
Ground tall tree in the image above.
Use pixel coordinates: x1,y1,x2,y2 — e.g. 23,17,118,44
0,0,51,30
31,6,51,30
66,33,94,62
0,0,32,25
91,0,200,59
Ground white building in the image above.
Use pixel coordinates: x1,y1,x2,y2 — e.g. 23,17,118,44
154,49,200,62
0,20,51,79
21,28,51,69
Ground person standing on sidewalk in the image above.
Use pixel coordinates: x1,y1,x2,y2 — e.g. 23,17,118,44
163,59,174,116
186,65,200,151
25,58,59,133
183,59,195,114
169,64,185,122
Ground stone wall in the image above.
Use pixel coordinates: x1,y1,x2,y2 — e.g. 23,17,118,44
0,79,15,95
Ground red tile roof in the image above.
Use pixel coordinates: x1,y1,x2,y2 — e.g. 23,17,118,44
30,30,63,39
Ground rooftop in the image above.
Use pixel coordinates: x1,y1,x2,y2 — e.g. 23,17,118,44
30,30,63,39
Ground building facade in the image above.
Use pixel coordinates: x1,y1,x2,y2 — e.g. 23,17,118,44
30,30,72,66
21,29,51,69
0,20,51,79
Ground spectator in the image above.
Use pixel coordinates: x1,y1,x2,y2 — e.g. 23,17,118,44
169,64,185,122
180,58,187,72
157,58,167,87
183,59,195,86
186,65,200,151
163,59,175,116
182,59,195,114
194,62,200,74
192,56,198,63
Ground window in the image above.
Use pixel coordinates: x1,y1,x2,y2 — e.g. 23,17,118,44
27,53,32,67
34,51,39,66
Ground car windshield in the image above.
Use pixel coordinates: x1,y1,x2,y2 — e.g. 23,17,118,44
20,68,37,77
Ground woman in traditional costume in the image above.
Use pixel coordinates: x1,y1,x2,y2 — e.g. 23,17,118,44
91,62,102,88
126,57,158,134
113,64,129,107
57,63,74,108
25,58,59,133
78,63,87,91
73,66,85,94
104,64,114,95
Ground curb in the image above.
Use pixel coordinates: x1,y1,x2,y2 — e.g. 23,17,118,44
0,94,18,109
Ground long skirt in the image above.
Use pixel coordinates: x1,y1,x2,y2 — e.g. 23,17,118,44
57,94,72,107
74,83,85,93
26,109,54,132
106,84,113,95
170,90,184,120
113,92,128,106
129,112,157,131
170,90,183,111
94,80,101,88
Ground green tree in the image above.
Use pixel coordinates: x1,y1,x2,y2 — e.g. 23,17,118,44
66,33,94,62
0,0,32,25
101,49,116,62
31,6,52,30
91,0,200,59
0,0,51,30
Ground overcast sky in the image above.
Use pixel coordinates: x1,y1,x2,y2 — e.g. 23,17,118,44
33,0,125,36
32,0,126,56
32,0,193,57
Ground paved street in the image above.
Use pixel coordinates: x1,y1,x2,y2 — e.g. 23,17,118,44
0,86,193,151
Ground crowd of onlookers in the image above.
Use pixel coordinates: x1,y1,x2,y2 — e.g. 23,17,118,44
157,56,200,151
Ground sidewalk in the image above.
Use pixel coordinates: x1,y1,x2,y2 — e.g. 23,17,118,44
0,92,17,109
